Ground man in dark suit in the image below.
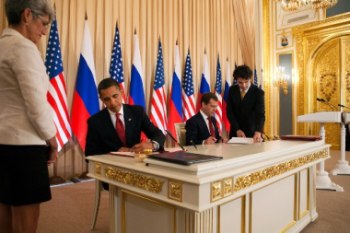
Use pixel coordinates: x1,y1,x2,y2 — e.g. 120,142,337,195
185,92,223,145
226,65,265,143
85,78,165,156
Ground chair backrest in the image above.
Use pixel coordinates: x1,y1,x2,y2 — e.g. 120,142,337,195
174,123,186,146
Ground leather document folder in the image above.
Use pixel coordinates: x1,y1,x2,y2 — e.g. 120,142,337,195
280,135,321,141
148,151,223,165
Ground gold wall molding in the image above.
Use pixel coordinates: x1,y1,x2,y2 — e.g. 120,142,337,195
104,167,164,193
263,0,272,136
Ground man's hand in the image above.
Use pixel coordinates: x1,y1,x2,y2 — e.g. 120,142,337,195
47,136,58,165
236,130,246,138
204,136,217,144
131,142,153,153
253,131,262,143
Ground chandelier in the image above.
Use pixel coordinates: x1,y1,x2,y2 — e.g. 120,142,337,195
274,0,338,11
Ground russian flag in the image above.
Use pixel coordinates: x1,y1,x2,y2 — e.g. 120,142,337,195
129,32,146,110
71,19,99,151
167,42,182,138
222,59,231,133
197,51,210,111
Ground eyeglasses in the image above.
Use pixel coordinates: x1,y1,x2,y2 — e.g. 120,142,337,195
30,9,50,29
36,15,50,29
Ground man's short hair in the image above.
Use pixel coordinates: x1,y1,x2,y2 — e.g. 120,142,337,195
201,92,218,105
98,78,120,95
233,65,253,80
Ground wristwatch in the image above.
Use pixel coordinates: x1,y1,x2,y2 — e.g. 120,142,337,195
152,141,159,151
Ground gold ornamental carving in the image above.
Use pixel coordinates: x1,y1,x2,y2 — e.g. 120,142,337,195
211,149,327,202
319,73,337,101
211,181,223,202
95,163,101,176
104,167,164,193
223,178,233,197
168,180,182,202
233,149,328,193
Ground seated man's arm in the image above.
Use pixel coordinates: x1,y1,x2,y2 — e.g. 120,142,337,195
139,109,166,151
85,118,105,156
185,119,202,145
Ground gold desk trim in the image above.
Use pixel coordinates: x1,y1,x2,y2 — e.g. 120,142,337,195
211,149,327,202
104,167,164,193
95,163,101,176
234,149,327,192
168,180,183,202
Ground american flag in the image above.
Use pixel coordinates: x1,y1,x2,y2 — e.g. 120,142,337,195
233,62,238,85
197,51,210,111
214,56,223,133
182,50,196,121
254,67,258,86
109,23,126,102
45,18,72,151
150,40,167,133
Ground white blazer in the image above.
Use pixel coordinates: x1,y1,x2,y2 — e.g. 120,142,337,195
0,28,56,145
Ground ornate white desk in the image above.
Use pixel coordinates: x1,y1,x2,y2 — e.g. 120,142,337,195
87,140,329,233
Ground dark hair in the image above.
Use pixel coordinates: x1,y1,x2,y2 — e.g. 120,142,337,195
201,92,218,105
98,78,120,95
233,65,253,80
5,0,54,25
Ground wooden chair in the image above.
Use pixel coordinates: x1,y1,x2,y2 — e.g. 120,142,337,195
174,123,186,146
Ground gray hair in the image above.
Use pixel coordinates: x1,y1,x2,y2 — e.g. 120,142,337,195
5,0,55,25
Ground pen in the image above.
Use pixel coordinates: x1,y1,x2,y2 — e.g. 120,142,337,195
190,140,198,150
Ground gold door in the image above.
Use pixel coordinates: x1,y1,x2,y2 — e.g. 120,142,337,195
294,13,350,149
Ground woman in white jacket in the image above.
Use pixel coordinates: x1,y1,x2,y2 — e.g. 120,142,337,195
0,1,57,232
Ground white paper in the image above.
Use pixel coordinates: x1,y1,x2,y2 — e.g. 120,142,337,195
110,151,135,157
227,137,254,144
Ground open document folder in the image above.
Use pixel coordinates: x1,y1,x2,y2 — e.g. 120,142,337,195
227,137,254,144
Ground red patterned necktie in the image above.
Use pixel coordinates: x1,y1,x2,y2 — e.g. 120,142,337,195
208,117,215,137
115,113,126,146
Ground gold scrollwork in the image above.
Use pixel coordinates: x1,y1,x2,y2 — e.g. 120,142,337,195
168,180,182,202
211,181,223,202
95,163,101,176
319,73,337,101
104,167,164,193
233,149,328,192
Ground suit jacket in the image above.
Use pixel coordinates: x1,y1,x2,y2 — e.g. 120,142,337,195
185,112,221,145
226,84,265,138
85,105,165,156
